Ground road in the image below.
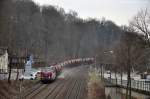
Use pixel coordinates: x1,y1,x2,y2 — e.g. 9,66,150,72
22,66,88,99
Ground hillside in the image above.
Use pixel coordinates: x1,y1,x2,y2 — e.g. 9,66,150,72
0,0,122,63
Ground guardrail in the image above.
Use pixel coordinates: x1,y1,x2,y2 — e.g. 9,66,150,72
105,78,150,92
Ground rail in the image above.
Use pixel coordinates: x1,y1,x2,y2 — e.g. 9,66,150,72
105,78,150,93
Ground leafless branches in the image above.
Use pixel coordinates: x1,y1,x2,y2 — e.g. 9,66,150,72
130,8,150,40
114,32,149,99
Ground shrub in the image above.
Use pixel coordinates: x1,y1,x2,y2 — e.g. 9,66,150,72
87,71,106,99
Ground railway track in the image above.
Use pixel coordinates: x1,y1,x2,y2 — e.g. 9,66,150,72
24,84,48,99
54,78,74,99
45,78,73,99
64,79,78,99
49,67,84,99
23,67,74,99
22,66,88,99
32,80,63,99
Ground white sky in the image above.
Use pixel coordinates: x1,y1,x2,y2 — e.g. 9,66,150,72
32,0,149,26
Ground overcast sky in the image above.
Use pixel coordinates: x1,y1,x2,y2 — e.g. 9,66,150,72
32,0,149,26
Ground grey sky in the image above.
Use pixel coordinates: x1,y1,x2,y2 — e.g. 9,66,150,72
32,0,149,26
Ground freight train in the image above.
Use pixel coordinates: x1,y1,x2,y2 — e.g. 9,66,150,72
40,58,94,83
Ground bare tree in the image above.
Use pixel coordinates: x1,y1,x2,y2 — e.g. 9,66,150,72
130,8,150,41
114,32,148,99
0,0,122,66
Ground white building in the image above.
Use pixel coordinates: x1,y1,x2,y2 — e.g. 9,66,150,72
0,48,8,73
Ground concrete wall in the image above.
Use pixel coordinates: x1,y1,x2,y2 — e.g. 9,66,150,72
105,87,150,99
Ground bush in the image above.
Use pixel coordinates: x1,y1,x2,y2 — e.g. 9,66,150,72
87,71,106,99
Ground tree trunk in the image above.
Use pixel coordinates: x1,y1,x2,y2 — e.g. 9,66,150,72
129,73,132,99
110,71,112,82
121,72,123,85
126,71,129,99
16,68,19,80
8,58,12,84
102,64,105,78
126,66,131,99
115,71,117,86
101,64,103,78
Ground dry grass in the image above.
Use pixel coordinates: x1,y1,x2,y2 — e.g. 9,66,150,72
87,70,106,99
0,80,39,99
0,80,20,99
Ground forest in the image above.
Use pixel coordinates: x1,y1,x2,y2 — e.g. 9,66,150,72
1,1,150,98
0,0,122,63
